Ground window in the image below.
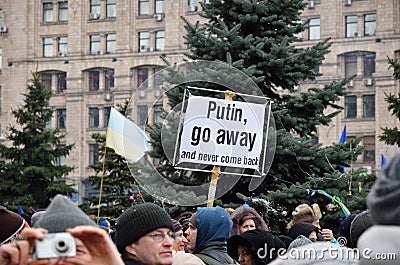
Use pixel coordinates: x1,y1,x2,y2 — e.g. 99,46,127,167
89,71,100,91
345,95,357,118
43,37,53,57
137,105,148,126
44,109,52,129
137,68,149,89
43,2,53,22
188,0,199,11
89,144,99,165
57,108,67,129
139,32,150,52
90,35,101,55
56,145,66,166
364,13,376,36
89,107,99,128
154,67,163,87
155,0,165,13
363,53,375,77
363,136,375,163
363,95,375,118
105,69,115,91
344,54,357,77
42,73,52,90
139,0,150,15
106,34,116,54
104,107,111,128
58,36,68,55
57,72,67,93
58,1,68,22
106,0,116,18
90,0,101,16
155,31,165,51
154,105,163,123
308,18,320,40
0,10,3,26
346,15,358,38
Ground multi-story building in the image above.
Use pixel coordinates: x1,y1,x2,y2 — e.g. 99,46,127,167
0,0,398,200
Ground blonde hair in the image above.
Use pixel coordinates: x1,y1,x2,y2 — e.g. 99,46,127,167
287,203,322,229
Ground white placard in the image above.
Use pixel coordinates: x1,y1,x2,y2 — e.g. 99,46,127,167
178,95,266,170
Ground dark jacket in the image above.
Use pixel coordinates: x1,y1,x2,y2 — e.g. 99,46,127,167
194,241,237,265
122,256,146,265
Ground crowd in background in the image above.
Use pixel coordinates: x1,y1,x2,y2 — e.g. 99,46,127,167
1,153,400,265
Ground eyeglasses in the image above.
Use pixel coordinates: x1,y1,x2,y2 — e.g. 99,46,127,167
147,231,176,242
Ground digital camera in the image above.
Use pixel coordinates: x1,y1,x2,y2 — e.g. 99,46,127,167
34,232,76,259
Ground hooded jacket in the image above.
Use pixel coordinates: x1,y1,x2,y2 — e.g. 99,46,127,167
230,206,269,236
193,206,236,264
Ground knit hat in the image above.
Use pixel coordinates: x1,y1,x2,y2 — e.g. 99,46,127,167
0,209,26,245
288,222,319,240
287,235,312,251
114,202,174,253
227,229,284,264
349,210,373,248
33,194,96,232
287,204,322,229
31,210,46,227
172,219,183,232
98,219,111,228
367,153,400,225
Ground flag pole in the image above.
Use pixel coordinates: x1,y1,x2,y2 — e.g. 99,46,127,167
96,143,107,224
206,91,235,207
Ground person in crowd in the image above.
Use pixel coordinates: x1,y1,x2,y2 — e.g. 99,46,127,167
0,194,124,265
0,208,29,245
185,206,236,265
114,202,175,265
172,219,187,252
348,210,373,248
287,235,312,251
287,203,334,241
338,213,356,248
230,206,269,236
358,153,400,264
227,229,285,265
268,242,358,265
171,219,205,265
287,222,319,242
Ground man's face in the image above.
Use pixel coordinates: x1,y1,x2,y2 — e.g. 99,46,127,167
128,228,174,265
174,230,188,251
185,223,197,252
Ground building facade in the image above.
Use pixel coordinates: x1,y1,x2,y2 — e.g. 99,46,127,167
0,0,398,200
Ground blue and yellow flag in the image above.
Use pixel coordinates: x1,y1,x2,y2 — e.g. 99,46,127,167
106,107,150,162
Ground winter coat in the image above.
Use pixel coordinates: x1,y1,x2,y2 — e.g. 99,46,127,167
122,256,146,265
194,241,237,265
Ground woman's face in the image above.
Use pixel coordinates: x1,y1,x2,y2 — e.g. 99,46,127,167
239,219,256,233
237,245,257,265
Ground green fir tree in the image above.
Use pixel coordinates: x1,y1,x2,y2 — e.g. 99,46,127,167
149,0,372,234
0,74,74,210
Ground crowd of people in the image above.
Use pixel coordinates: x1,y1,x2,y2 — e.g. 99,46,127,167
2,153,400,264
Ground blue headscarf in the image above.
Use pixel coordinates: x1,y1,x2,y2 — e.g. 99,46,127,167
195,206,233,249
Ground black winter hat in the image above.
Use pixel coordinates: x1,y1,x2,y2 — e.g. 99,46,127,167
227,229,284,264
33,194,96,233
114,202,174,253
349,210,373,248
339,214,357,248
287,222,318,240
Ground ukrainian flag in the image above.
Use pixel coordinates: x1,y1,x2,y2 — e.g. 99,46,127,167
106,107,150,162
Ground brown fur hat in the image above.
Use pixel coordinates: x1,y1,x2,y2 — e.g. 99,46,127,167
287,203,322,229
